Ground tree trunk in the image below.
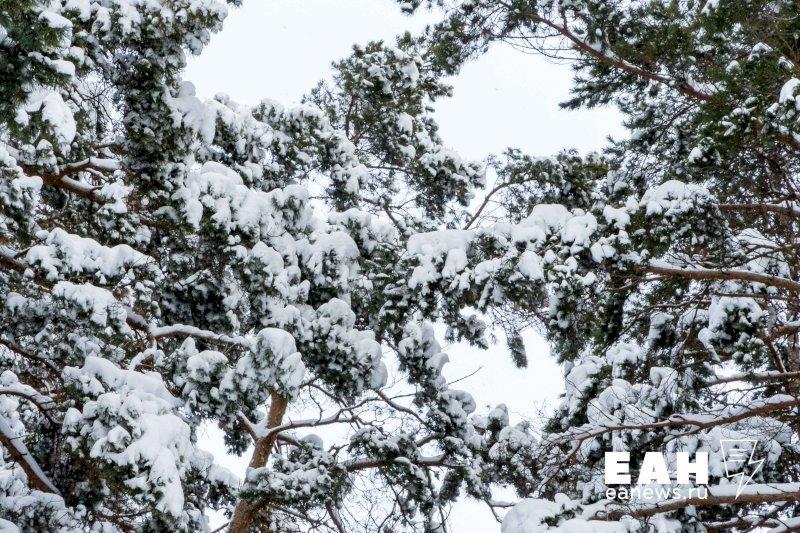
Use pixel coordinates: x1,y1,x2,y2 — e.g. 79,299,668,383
228,392,289,533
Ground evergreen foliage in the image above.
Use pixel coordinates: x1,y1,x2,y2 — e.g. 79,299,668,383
3,0,800,532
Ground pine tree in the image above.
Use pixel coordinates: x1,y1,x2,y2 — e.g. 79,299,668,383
8,0,800,531
0,2,525,532
396,0,800,530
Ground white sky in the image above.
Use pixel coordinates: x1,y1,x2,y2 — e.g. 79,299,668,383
185,1,624,531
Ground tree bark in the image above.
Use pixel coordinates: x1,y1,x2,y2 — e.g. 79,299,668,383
228,392,289,533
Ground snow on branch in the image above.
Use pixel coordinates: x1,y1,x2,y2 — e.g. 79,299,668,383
0,387,60,424
0,416,60,494
148,324,251,348
708,370,800,386
555,395,800,447
647,260,800,292
601,483,800,520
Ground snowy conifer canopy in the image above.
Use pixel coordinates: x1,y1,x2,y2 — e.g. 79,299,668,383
394,0,800,531
4,0,800,532
0,1,509,532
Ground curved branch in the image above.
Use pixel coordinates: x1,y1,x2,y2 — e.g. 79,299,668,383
0,416,60,494
0,388,60,425
507,3,711,101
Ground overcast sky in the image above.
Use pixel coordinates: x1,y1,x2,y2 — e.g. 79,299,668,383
185,1,623,530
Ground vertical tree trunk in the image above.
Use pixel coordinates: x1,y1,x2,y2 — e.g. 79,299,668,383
228,392,289,533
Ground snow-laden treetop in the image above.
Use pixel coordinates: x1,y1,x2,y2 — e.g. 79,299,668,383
3,0,800,532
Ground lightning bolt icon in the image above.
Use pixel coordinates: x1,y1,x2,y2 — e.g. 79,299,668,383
721,439,762,499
